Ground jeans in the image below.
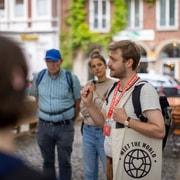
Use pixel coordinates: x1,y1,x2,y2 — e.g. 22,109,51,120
82,124,106,180
36,119,74,180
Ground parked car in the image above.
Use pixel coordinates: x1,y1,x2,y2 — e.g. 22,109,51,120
138,73,180,97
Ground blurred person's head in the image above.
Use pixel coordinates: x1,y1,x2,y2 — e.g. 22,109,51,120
88,49,107,80
0,36,28,129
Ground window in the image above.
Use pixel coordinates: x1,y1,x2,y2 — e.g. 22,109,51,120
0,0,5,18
14,0,24,17
36,0,48,16
126,0,143,30
160,44,180,58
32,0,50,18
156,0,178,30
89,0,110,32
9,0,27,20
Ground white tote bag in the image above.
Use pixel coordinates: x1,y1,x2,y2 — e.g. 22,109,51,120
112,127,162,180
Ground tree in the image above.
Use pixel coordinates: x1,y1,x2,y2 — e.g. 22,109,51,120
60,0,127,70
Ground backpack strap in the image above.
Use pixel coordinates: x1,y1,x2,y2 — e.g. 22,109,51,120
159,96,170,119
132,82,148,122
36,69,46,86
36,69,73,93
65,70,73,93
105,81,119,105
105,80,148,123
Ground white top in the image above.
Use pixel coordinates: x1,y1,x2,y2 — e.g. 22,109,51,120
103,80,161,157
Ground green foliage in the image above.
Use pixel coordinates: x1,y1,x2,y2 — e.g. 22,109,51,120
60,0,127,70
110,0,127,35
144,0,155,4
67,0,106,54
60,32,72,70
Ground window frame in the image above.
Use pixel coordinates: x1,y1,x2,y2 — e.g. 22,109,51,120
32,0,51,20
10,0,28,20
156,0,178,31
89,0,110,33
0,0,7,19
126,0,143,30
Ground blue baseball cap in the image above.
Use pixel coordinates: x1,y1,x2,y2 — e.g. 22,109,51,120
45,49,62,62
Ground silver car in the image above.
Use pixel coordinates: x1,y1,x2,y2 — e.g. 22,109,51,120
138,73,180,97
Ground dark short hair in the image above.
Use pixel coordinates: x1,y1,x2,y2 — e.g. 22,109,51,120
108,40,141,70
0,36,28,128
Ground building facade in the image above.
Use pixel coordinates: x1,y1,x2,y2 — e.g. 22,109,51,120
115,0,180,79
0,0,59,80
69,0,180,84
0,0,180,83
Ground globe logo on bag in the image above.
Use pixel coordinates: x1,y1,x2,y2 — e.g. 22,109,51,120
123,149,151,178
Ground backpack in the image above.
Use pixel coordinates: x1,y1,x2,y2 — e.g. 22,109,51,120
36,69,73,93
105,81,172,150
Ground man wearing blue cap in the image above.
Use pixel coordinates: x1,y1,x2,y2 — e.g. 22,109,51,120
30,48,81,180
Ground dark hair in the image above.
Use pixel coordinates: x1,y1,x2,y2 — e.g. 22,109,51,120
88,49,106,67
108,40,141,70
0,36,28,128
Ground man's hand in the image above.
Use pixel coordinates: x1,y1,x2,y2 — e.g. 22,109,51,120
112,107,128,124
80,84,94,106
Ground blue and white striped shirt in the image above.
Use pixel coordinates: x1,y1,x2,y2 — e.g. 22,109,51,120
30,69,81,122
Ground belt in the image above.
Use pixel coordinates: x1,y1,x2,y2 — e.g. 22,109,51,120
116,122,124,128
39,118,72,125
84,123,97,127
40,104,74,115
84,124,102,130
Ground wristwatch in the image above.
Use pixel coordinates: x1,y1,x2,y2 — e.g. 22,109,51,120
124,117,131,127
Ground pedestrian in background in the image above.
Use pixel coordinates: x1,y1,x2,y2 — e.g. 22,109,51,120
80,40,165,179
30,49,81,180
80,49,116,180
0,36,53,180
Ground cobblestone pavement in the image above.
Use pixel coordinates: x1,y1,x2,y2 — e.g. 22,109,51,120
15,119,180,180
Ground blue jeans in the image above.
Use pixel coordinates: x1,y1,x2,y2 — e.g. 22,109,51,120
36,119,74,180
82,124,106,180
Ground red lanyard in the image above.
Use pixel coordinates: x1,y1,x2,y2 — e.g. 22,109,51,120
107,74,138,118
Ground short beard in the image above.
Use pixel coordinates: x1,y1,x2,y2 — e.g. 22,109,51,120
111,65,127,79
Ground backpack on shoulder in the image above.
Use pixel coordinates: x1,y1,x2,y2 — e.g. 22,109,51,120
105,81,172,150
36,69,73,93
132,82,172,150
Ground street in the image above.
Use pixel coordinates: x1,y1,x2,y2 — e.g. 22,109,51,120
15,119,180,180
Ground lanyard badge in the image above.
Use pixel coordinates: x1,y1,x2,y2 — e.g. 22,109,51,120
104,74,139,136
103,119,111,136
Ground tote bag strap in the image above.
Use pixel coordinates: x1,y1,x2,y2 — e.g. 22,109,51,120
112,84,137,179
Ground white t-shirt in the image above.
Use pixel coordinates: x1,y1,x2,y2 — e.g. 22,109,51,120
103,80,161,157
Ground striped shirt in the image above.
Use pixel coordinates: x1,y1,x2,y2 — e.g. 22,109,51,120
30,69,81,122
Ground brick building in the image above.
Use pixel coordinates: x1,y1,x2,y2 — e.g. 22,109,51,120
60,0,180,84
0,0,180,83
